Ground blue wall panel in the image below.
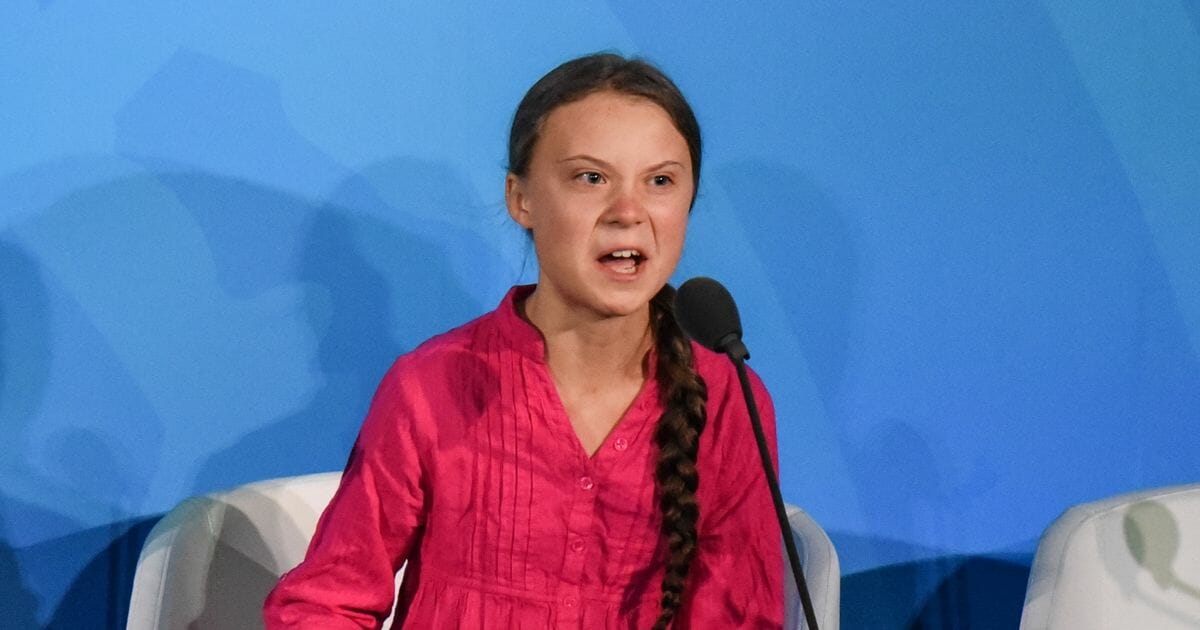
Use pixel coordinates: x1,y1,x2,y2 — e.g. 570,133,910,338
1,2,1197,627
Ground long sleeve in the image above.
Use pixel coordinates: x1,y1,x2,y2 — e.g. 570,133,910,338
679,363,785,629
264,360,428,629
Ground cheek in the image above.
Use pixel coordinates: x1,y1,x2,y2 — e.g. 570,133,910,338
526,187,580,235
659,207,691,249
529,212,584,263
532,213,584,250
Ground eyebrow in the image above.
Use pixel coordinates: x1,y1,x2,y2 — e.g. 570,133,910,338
559,155,687,171
558,154,613,168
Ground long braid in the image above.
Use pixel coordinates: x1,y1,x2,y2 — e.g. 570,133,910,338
649,285,708,629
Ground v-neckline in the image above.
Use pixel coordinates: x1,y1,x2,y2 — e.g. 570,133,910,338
498,284,661,464
540,361,659,464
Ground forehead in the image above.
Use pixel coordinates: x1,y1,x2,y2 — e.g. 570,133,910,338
533,91,690,164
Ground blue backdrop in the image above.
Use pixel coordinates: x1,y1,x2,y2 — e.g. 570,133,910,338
2,2,1198,627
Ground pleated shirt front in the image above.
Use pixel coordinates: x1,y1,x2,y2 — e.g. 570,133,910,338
265,285,784,629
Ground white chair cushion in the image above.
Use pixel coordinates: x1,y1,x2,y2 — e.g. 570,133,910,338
127,472,404,629
1021,483,1200,629
785,504,841,630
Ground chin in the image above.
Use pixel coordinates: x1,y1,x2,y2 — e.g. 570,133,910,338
595,301,646,319
590,285,661,319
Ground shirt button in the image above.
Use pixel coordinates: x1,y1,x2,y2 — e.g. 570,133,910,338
563,596,578,608
570,539,585,553
578,476,595,490
613,437,629,452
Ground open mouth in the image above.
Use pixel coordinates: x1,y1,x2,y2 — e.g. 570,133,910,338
598,249,644,275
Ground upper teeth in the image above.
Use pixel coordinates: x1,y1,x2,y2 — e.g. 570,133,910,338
612,250,640,258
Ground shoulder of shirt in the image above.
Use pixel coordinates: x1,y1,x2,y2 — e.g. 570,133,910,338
690,341,735,392
689,339,771,400
380,308,496,379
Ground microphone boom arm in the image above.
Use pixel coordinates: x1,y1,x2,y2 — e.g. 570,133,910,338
730,353,820,630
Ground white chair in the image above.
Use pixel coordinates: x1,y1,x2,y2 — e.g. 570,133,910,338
127,473,838,629
126,472,404,630
785,504,841,630
1020,482,1200,629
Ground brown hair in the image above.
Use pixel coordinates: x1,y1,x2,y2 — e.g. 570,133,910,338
507,53,701,206
507,53,708,628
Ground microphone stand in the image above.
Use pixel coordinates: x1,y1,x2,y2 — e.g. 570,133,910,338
722,338,820,630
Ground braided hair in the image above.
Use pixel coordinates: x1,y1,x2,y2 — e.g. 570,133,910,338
648,285,708,628
506,53,707,627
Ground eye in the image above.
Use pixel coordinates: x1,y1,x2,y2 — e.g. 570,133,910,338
651,174,673,187
576,171,605,185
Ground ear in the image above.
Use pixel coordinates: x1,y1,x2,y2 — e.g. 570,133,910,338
505,173,534,229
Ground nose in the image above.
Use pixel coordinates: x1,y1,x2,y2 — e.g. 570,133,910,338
602,185,646,227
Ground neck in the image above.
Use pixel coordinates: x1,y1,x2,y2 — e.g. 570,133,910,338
522,286,654,383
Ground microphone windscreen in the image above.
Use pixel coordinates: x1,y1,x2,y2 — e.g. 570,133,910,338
674,277,743,353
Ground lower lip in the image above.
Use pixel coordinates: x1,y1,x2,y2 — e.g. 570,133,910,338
596,258,645,282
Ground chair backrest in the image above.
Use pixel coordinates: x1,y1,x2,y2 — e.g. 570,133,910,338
128,473,839,629
127,472,404,630
1020,483,1200,629
785,504,841,630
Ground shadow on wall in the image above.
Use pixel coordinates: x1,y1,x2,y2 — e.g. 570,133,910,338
0,239,52,471
712,159,1032,629
840,417,1027,627
186,177,487,495
43,516,160,630
0,240,66,626
815,409,1030,629
0,45,510,624
713,160,858,403
4,173,211,622
104,46,499,494
712,159,1035,628
0,462,158,629
3,164,487,627
0,489,159,630
0,512,40,629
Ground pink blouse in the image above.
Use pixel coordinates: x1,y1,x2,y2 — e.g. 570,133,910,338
264,285,784,629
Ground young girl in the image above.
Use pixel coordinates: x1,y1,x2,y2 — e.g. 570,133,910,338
264,53,784,629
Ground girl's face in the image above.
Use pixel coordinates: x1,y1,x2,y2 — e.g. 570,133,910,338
506,90,694,320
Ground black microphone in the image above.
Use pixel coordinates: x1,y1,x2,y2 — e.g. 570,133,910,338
673,277,821,630
674,277,749,360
